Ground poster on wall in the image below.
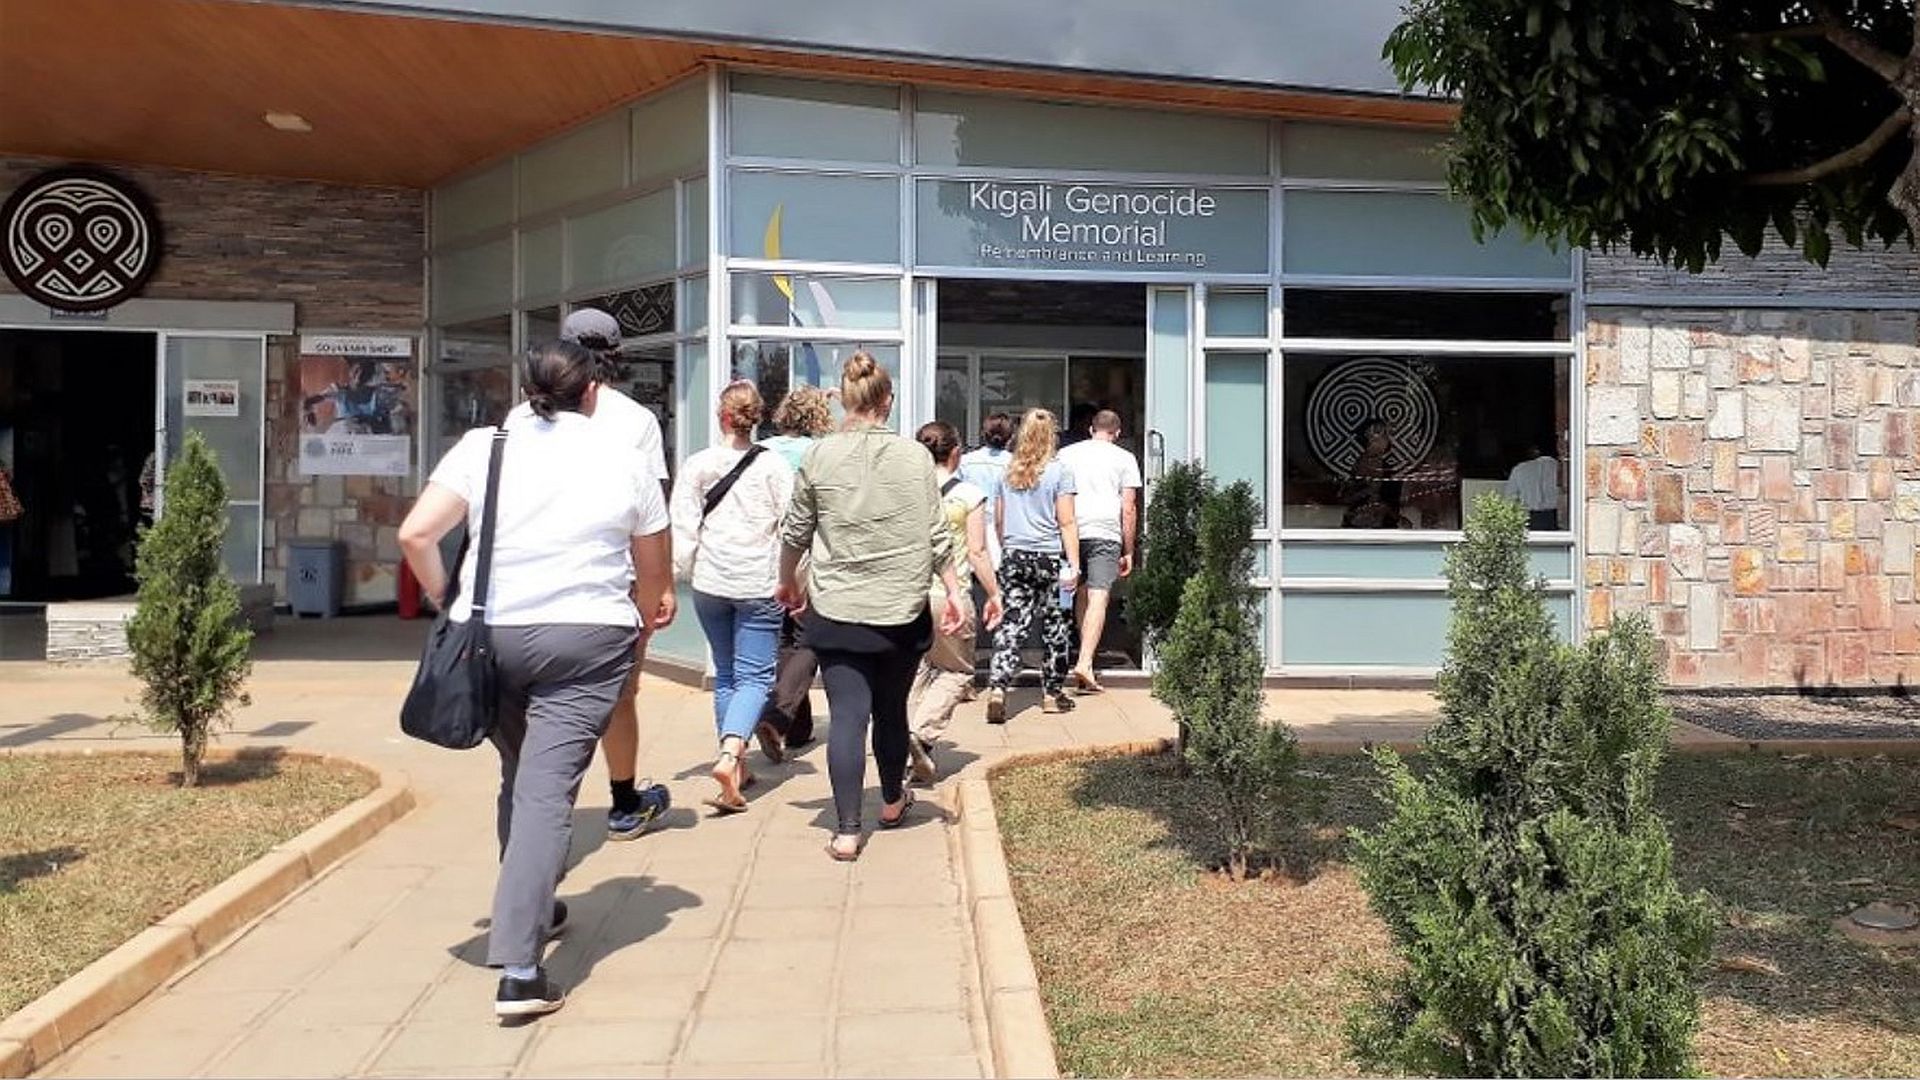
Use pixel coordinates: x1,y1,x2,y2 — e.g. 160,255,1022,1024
182,379,241,417
297,335,415,477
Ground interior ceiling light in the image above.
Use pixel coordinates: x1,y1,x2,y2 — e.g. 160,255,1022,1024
263,112,313,132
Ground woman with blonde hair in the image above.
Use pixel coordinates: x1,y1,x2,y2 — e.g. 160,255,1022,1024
671,380,794,812
985,408,1080,722
778,352,965,861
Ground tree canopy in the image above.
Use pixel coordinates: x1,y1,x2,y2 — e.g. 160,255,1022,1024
1388,0,1920,271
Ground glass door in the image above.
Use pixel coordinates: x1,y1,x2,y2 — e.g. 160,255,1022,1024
157,333,266,583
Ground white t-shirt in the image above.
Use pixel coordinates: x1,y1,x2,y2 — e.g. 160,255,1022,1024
508,385,668,482
1057,438,1142,543
430,409,669,627
1504,455,1560,512
670,444,795,600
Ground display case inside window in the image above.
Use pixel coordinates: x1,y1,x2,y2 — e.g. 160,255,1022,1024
1280,352,1571,531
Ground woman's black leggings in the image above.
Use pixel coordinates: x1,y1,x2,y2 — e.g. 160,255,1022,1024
819,645,921,834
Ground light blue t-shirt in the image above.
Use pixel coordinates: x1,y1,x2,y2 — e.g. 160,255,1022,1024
758,434,815,472
998,459,1076,554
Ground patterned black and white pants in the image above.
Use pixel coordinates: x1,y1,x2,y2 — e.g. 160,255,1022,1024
990,549,1073,693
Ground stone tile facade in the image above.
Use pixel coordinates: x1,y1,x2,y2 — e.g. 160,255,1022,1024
1585,307,1920,688
261,338,417,606
0,155,424,328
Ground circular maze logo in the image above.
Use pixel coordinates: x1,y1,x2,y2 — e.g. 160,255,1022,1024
1,167,161,312
1304,358,1439,475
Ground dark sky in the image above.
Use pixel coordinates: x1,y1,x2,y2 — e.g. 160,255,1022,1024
317,0,1414,96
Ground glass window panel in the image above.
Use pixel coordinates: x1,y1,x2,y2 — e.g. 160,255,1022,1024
433,316,513,460
1067,356,1146,459
936,355,971,436
913,179,1268,275
607,341,676,476
646,582,707,663
518,223,563,301
432,238,512,318
519,113,626,218
1283,289,1569,341
979,356,1065,428
1284,191,1571,279
729,74,899,162
1282,542,1571,580
1204,351,1268,515
682,178,709,267
1148,288,1190,463
729,171,901,265
633,80,707,189
432,161,513,245
1280,123,1446,182
731,339,900,439
1280,353,1571,532
1206,289,1268,338
730,273,900,331
682,340,711,452
579,284,675,339
523,306,560,349
165,335,263,501
1280,590,1571,667
914,90,1267,175
681,275,708,334
567,190,676,292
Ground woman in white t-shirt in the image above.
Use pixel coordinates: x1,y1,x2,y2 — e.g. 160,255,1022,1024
670,381,794,813
399,339,674,1021
907,421,1004,783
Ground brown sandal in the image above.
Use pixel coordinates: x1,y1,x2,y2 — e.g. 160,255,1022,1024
1071,670,1106,695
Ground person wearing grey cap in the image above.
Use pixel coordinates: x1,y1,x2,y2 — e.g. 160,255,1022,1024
505,308,675,840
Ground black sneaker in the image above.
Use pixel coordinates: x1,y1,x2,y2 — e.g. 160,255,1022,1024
548,900,568,938
495,967,565,1018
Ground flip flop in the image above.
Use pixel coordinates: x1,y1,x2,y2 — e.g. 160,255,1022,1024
826,833,862,861
1071,671,1106,695
703,792,749,815
879,788,916,829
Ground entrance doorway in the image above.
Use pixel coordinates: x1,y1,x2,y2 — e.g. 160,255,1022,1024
934,280,1147,671
0,329,157,601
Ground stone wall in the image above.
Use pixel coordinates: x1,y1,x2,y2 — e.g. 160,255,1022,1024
262,337,416,606
0,155,424,329
1585,307,1920,689
1586,241,1920,301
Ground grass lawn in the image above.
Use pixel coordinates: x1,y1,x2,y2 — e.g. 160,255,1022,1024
0,751,376,1019
993,750,1920,1078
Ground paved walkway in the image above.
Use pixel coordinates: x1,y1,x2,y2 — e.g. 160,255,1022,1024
0,617,1452,1078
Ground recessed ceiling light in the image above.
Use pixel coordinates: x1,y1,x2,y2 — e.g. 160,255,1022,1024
263,112,313,133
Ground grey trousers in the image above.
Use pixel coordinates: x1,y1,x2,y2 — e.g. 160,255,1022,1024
485,623,637,968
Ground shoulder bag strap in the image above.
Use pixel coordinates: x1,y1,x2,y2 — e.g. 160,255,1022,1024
701,444,767,521
469,426,509,618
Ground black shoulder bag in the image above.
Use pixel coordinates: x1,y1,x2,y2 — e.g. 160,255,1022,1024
400,427,507,750
702,444,768,520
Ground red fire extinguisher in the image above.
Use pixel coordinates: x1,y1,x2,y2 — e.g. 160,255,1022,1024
396,559,423,620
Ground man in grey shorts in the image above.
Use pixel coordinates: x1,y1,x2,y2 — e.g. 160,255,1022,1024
1055,409,1141,693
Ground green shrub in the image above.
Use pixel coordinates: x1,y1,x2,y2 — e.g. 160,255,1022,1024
126,431,252,788
1348,493,1712,1077
1152,480,1298,880
1129,459,1210,650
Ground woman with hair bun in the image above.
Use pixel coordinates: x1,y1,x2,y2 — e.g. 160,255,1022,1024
399,338,675,1019
778,351,965,861
670,380,795,812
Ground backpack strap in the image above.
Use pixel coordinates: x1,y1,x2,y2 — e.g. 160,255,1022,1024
702,444,768,521
940,476,961,497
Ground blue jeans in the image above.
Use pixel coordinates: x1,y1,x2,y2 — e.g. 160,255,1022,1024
692,591,784,745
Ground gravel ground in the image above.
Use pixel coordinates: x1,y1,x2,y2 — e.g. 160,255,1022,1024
1671,691,1920,741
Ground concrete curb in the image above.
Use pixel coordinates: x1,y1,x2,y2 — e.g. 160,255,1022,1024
0,749,414,1079
952,731,1920,1080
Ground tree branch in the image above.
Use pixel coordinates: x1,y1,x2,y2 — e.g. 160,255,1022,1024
1747,106,1914,185
1806,1,1909,83
1734,25,1829,45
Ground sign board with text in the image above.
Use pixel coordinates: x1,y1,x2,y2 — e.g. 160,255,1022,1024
914,179,1269,275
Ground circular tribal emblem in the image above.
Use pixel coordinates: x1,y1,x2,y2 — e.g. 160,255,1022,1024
1,167,162,312
1304,357,1439,476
